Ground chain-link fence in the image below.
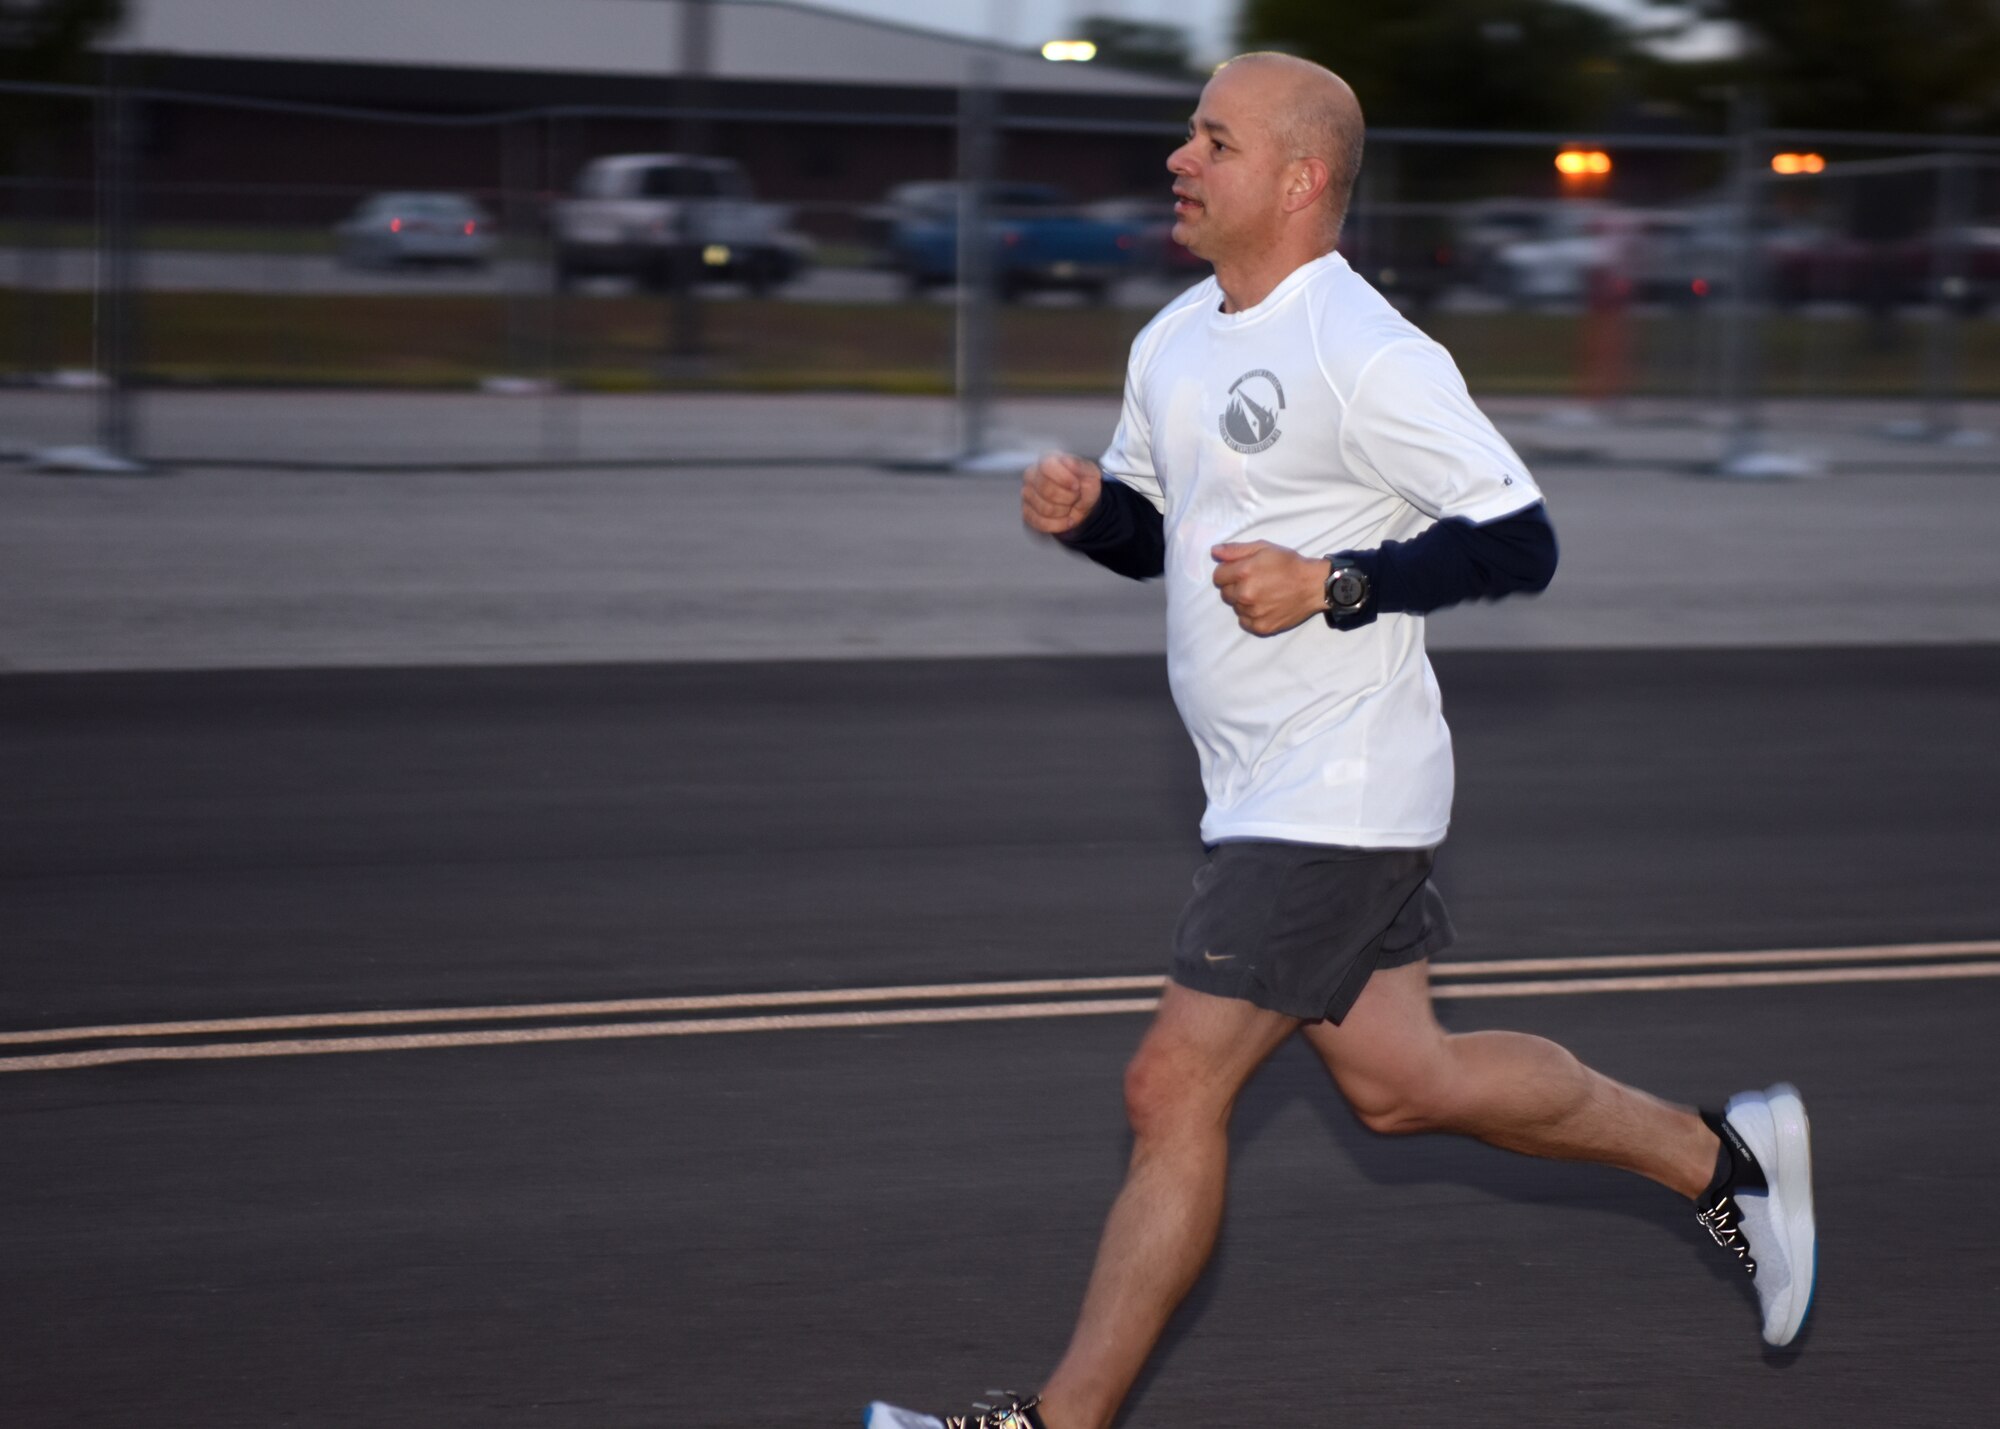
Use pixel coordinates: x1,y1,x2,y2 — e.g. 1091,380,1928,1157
4,77,1999,469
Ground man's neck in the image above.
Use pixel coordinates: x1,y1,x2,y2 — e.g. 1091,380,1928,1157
1213,240,1339,314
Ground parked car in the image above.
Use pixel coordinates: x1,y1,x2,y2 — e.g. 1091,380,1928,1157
1337,209,1460,311
1760,223,1883,306
868,181,1150,303
1083,196,1209,279
1063,195,1454,306
1884,224,2000,312
1720,222,1998,312
1454,199,1583,291
552,154,812,294
336,192,496,269
1640,214,1907,308
1488,206,1709,305
856,181,957,262
1625,211,1726,303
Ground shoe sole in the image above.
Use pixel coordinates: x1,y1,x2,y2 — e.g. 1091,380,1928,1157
1761,1081,1818,1347
865,1404,939,1429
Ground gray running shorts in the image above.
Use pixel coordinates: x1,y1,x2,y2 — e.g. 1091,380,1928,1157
1169,840,1454,1024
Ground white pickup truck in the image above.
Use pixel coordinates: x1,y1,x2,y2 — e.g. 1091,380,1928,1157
552,154,812,295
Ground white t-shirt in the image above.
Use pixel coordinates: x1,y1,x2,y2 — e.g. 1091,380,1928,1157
1099,250,1542,849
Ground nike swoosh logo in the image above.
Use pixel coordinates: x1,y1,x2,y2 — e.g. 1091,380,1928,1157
1202,951,1235,964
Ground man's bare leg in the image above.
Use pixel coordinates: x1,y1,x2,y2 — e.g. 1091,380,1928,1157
1035,984,1299,1429
1303,960,1718,1199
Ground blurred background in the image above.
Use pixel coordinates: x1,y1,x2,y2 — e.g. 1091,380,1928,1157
5,0,1999,469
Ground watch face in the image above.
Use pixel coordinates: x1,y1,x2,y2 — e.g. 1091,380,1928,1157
1331,573,1364,607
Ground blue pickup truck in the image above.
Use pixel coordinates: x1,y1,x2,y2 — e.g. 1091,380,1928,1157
863,182,1151,304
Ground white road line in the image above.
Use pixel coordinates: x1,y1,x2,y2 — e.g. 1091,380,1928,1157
2,957,1997,1076
1434,960,2000,999
0,976,1170,1047
2,939,1994,1049
0,999,1167,1074
1440,941,2000,976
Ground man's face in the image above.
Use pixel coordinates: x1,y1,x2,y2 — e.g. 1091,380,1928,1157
1166,66,1292,263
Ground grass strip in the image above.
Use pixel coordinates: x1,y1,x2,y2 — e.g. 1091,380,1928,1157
3,289,1996,398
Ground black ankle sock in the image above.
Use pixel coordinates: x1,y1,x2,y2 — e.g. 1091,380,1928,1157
1698,1110,1733,1202
1699,1107,1767,1202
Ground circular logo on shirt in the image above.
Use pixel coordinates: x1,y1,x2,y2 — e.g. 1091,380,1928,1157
1219,369,1285,454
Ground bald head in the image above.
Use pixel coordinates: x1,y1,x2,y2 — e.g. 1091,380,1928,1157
1216,52,1366,231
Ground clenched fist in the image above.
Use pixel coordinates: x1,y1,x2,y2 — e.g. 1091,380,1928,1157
1022,452,1103,537
1211,541,1332,636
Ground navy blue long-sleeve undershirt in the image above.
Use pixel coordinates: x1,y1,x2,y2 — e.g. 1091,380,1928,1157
1057,479,1558,624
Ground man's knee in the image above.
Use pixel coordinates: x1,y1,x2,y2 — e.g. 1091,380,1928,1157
1122,1040,1221,1141
1336,1049,1459,1136
1345,1083,1437,1136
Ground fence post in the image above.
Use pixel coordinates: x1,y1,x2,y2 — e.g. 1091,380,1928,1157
92,57,144,469
500,118,529,383
19,135,58,386
1714,95,1818,477
539,113,578,464
1715,93,1765,468
1921,153,1973,440
669,0,712,366
954,51,998,464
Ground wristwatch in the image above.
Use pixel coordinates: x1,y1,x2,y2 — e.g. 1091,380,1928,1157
1322,555,1371,624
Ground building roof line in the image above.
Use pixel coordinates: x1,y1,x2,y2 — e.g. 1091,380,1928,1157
97,0,1198,99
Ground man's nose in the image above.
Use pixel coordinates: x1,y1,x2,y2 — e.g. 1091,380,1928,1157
1168,142,1196,176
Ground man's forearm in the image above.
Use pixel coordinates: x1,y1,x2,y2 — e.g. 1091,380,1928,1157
1057,479,1166,581
1331,503,1558,628
1053,487,1556,617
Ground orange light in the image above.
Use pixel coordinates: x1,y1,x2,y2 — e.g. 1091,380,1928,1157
463,221,476,235
1772,152,1826,176
390,217,402,233
1556,149,1611,177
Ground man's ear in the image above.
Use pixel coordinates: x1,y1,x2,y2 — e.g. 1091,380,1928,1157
1283,157,1332,215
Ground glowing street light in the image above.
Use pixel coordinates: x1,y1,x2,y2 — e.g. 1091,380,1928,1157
1041,39,1097,61
1555,149,1613,177
1771,152,1827,175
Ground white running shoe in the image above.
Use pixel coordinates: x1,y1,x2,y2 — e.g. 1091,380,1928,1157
1697,1083,1818,1347
865,1407,946,1429
865,1393,1043,1429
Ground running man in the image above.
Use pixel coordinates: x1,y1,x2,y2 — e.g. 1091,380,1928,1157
869,52,1815,1429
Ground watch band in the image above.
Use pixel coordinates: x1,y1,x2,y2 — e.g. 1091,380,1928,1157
1322,554,1371,626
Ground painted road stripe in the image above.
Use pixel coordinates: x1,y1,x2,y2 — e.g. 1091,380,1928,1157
1434,959,2000,998
3,939,1995,1050
0,998,1169,1073
2,955,1997,1075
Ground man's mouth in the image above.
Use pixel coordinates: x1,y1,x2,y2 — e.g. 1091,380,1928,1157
1173,192,1204,216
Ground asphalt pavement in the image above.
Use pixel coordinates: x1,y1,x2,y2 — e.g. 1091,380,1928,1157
3,388,1998,1426
4,395,1999,672
4,650,1999,1427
